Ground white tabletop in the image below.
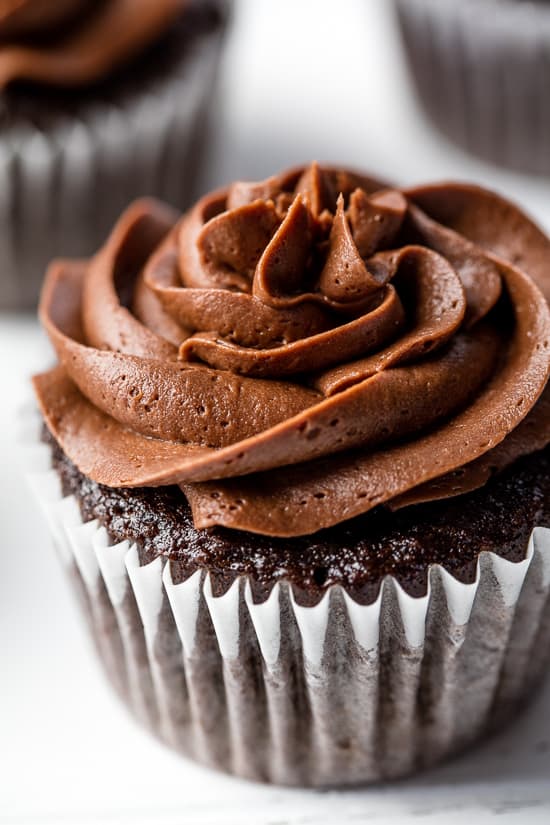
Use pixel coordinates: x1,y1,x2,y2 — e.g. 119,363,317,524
1,1,550,822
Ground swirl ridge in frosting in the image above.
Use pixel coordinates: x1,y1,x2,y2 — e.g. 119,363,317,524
34,164,550,537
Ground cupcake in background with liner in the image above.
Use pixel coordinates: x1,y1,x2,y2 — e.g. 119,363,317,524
394,0,550,175
0,0,230,310
24,163,550,786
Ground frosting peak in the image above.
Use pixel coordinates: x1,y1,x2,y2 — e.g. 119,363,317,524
34,165,550,537
167,165,467,381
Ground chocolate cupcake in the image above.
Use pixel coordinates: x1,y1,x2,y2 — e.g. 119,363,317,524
0,0,229,310
26,164,550,786
394,0,550,174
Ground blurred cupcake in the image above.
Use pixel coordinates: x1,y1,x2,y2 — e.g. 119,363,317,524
26,164,550,786
394,0,550,174
0,0,229,310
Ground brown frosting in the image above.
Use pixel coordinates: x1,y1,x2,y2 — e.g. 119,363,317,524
33,164,550,537
0,0,186,89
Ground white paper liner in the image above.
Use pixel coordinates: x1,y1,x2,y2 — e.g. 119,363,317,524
20,408,550,787
0,2,227,310
394,0,550,176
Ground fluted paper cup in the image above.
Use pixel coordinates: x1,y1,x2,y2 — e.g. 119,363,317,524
394,0,550,175
21,409,550,787
0,1,228,311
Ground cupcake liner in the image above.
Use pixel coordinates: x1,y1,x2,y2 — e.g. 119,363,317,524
0,2,228,311
394,0,550,175
20,409,550,787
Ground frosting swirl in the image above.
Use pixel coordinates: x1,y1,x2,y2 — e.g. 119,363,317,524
34,164,550,537
0,0,186,89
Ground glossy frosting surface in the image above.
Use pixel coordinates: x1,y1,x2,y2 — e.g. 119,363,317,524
0,0,186,88
34,164,550,536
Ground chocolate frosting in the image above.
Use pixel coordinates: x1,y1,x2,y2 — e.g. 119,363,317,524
0,0,186,88
33,164,550,537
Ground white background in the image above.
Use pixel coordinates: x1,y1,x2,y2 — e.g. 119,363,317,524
1,1,550,823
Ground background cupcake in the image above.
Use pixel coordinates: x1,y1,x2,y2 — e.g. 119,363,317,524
394,0,550,176
27,164,550,786
0,0,230,310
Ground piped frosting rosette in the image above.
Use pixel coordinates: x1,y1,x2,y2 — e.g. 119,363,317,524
34,164,550,537
0,0,186,88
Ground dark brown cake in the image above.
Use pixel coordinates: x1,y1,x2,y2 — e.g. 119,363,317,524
48,429,550,606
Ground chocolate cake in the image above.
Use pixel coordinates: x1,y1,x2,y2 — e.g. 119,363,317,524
49,429,550,606
0,0,229,309
0,2,224,126
0,0,196,92
30,164,550,785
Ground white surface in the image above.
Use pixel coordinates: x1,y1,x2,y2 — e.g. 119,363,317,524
1,1,550,822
